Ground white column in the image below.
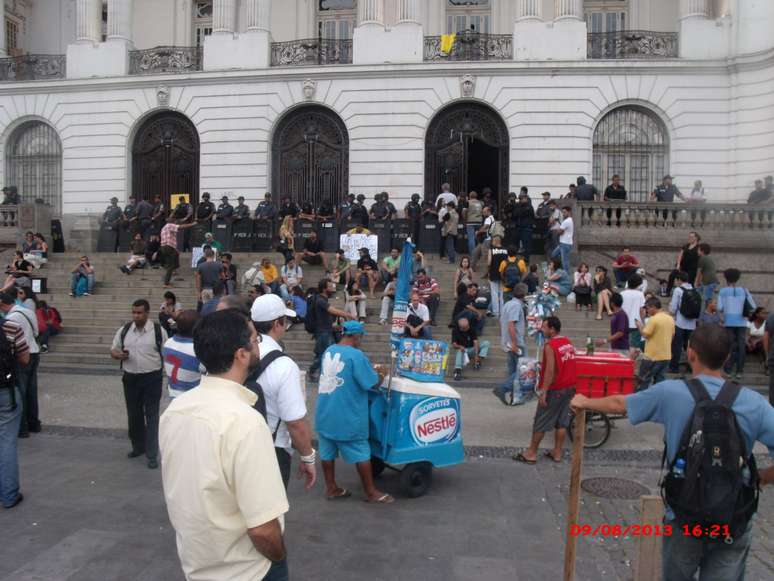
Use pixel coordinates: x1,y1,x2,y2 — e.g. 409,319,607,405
212,0,236,34
0,4,6,57
554,0,583,21
680,0,711,20
515,0,542,22
396,0,419,25
246,0,271,32
358,0,384,26
76,0,103,44
107,0,134,42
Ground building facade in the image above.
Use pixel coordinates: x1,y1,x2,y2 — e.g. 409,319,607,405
0,0,772,239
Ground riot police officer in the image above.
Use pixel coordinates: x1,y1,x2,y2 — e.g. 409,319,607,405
234,196,250,221
121,195,138,247
196,192,215,223
405,193,422,243
151,195,166,234
172,195,194,251
278,195,299,219
338,193,356,223
350,194,369,227
370,192,391,221
255,193,277,221
317,198,335,221
298,200,316,220
135,196,154,239
102,196,123,252
216,195,234,220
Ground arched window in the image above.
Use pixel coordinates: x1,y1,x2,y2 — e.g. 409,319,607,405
5,120,62,213
447,0,491,34
318,0,357,39
593,106,669,202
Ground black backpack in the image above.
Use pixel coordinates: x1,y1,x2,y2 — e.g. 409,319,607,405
661,379,759,542
244,350,289,441
0,329,17,409
678,287,702,320
304,292,318,334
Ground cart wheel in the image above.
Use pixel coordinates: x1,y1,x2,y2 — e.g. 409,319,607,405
371,456,386,478
399,462,433,498
568,412,612,449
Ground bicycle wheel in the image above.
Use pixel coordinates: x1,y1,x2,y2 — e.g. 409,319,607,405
568,412,612,449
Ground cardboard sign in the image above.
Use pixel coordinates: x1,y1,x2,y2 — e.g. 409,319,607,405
170,193,190,208
396,338,449,383
339,233,378,262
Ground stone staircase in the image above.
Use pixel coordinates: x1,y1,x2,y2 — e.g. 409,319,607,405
34,251,769,393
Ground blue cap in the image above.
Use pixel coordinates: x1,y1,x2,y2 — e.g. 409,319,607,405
342,320,367,336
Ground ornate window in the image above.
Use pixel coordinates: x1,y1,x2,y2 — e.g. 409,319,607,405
585,1,627,34
317,0,356,40
5,121,62,213
447,0,490,34
193,0,213,47
593,106,669,203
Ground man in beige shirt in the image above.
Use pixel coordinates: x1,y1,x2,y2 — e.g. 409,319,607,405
159,309,290,581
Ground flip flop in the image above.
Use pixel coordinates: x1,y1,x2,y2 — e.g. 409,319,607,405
365,493,395,504
543,451,562,463
512,453,536,465
326,489,352,501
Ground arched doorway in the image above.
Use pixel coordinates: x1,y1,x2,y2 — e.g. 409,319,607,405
271,105,349,208
593,106,670,202
425,102,509,203
132,111,200,207
5,120,62,214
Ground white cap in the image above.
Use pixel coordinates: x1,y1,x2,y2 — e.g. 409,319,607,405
251,294,296,322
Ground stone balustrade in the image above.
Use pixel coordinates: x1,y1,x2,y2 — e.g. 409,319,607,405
424,32,513,62
128,46,203,75
270,38,353,66
587,30,679,59
0,55,66,81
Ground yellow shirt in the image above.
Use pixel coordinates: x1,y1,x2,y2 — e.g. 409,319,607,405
498,257,527,291
261,264,278,284
159,376,288,581
641,311,675,362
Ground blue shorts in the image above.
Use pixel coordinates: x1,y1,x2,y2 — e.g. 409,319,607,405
318,435,371,464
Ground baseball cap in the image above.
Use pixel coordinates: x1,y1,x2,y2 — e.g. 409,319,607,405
251,294,296,322
221,195,229,200
341,320,367,336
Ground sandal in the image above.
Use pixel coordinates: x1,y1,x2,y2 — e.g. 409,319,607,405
512,452,536,465
543,451,562,463
595,315,602,320
326,488,352,501
365,493,395,504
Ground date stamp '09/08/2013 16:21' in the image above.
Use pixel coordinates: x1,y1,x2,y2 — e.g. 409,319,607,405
570,524,732,539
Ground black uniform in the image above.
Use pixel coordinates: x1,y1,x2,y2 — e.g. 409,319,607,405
234,202,250,221
103,204,123,252
151,201,166,233
279,200,299,219
350,202,369,227
196,200,215,221
317,202,335,220
405,200,422,243
255,200,278,220
136,199,154,238
216,202,234,220
370,201,391,221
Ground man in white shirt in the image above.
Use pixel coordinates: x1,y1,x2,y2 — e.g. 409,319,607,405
435,182,457,211
160,309,290,581
668,271,699,374
551,205,574,272
279,257,303,304
250,294,317,490
405,291,432,339
620,274,646,351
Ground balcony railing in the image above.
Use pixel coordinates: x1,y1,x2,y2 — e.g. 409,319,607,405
270,38,353,67
424,32,513,62
587,31,679,59
129,46,203,75
0,54,66,81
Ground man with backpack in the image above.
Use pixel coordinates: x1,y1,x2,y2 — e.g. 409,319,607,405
498,246,527,303
668,271,701,374
250,294,316,491
110,299,167,469
572,324,774,580
0,316,31,508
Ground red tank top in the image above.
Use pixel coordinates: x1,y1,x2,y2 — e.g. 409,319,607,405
540,336,577,391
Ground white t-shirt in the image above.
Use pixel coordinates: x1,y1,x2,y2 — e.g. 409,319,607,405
620,289,646,329
257,335,307,452
408,302,430,323
483,215,495,236
559,217,574,245
436,192,457,208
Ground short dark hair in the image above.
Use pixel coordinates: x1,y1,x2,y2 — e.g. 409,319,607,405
222,253,232,261
132,299,150,312
544,316,561,333
645,297,662,310
317,279,331,292
698,242,711,255
689,324,731,370
218,295,250,315
254,316,286,336
194,310,253,374
163,291,177,302
723,268,741,284
611,293,623,308
674,271,689,283
562,206,572,213
507,245,519,257
0,291,15,306
175,310,200,338
416,268,427,276
627,274,643,289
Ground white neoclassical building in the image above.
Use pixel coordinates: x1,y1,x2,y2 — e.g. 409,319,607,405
0,0,772,237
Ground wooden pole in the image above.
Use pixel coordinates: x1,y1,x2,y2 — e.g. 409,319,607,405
563,409,586,581
634,495,663,581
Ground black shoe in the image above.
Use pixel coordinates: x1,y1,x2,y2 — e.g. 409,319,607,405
28,423,41,433
491,388,509,406
147,458,159,469
5,493,23,509
18,431,29,439
474,360,482,370
127,449,145,459
453,369,462,381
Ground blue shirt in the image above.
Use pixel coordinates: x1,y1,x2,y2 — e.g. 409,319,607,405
315,345,379,441
162,336,204,396
292,295,307,318
626,375,774,464
669,283,697,331
717,286,755,328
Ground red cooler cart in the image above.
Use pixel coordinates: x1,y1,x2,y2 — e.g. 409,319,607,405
567,351,636,448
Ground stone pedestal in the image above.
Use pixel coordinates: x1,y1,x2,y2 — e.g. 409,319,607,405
679,17,730,60
66,40,131,78
353,22,423,64
203,31,271,71
513,19,586,61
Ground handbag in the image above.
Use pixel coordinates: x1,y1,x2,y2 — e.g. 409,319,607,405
740,288,754,318
573,284,591,296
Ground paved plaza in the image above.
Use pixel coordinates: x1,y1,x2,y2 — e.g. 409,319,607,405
0,373,771,580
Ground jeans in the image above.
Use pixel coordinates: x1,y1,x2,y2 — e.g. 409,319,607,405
637,359,669,391
662,520,752,581
16,354,40,434
697,283,717,304
614,269,634,286
309,331,334,377
489,281,503,316
518,228,533,262
724,327,747,375
769,368,774,406
466,224,480,255
424,296,440,323
263,559,289,581
496,351,520,396
551,242,572,273
159,245,179,285
454,341,490,369
379,296,393,321
70,272,95,293
39,327,59,347
445,235,457,263
122,370,162,460
0,387,22,507
669,327,693,373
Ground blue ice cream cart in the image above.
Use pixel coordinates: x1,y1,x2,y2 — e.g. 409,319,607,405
368,339,464,497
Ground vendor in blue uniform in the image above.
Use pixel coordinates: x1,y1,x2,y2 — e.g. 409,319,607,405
315,320,393,504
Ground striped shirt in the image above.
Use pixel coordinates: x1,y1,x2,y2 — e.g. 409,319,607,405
160,223,179,249
2,319,29,359
162,336,205,397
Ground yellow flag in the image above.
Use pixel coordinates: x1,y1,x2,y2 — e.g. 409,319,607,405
440,33,456,55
